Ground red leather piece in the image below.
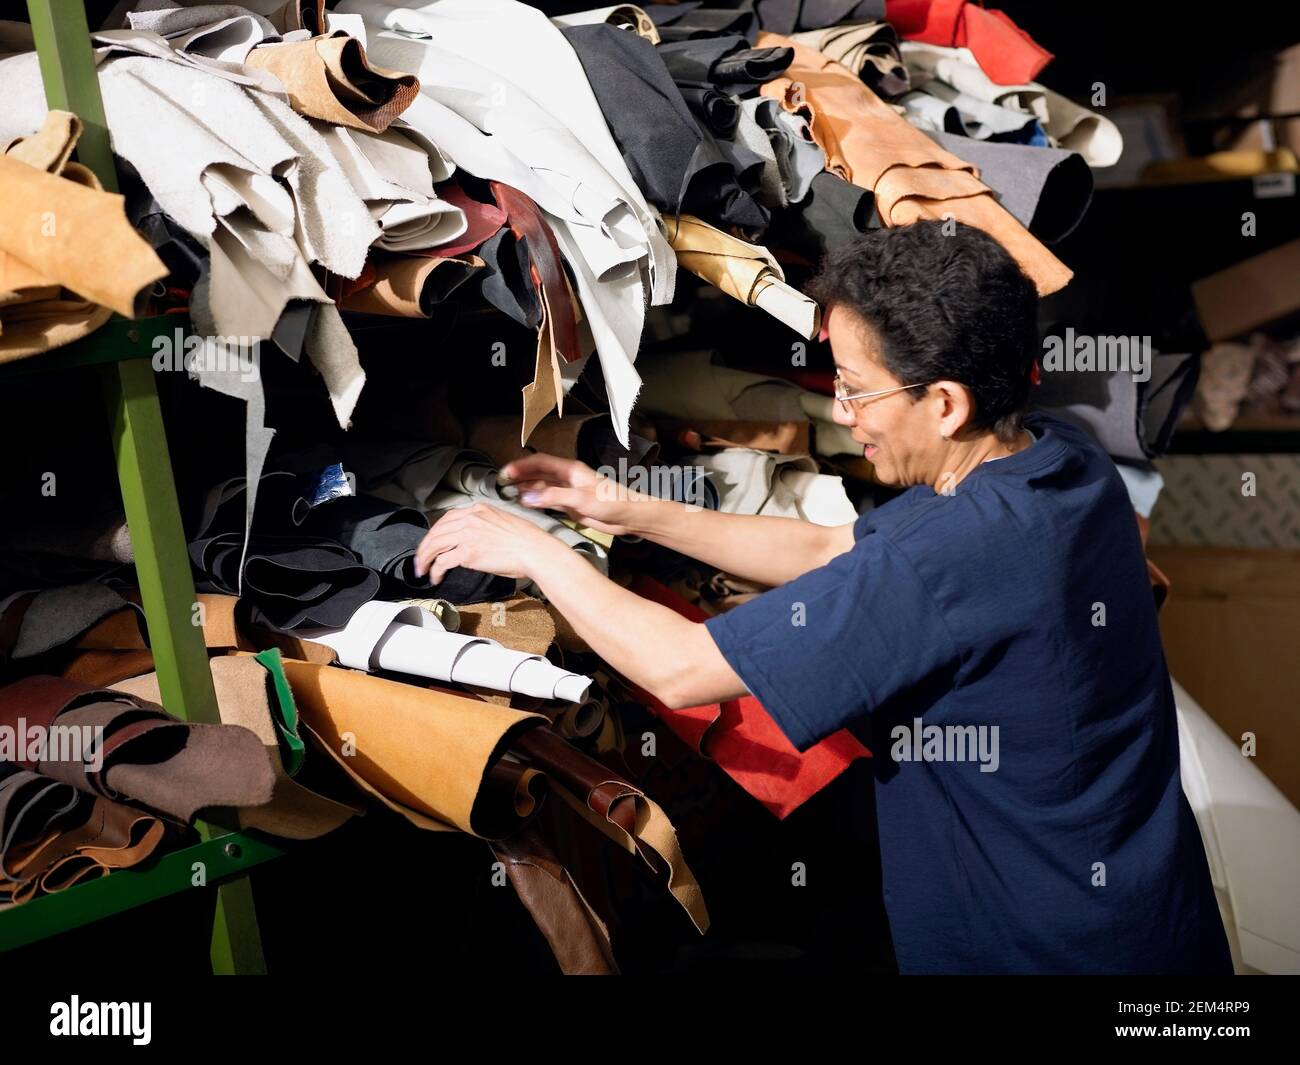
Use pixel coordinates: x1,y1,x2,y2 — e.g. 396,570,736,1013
488,181,582,364
425,183,507,259
626,576,870,819
885,0,1053,86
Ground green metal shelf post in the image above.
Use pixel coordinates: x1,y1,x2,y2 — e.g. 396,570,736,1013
0,0,279,973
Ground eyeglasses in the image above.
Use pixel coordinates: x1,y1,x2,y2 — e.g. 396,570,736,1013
833,375,932,413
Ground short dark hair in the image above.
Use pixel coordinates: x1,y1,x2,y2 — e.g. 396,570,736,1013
807,221,1038,443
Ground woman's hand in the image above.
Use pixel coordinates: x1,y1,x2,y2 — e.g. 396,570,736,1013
501,453,648,537
412,502,560,584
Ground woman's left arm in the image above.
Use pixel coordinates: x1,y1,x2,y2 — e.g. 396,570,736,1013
414,503,748,709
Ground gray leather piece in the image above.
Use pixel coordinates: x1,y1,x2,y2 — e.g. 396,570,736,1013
1032,353,1200,461
766,170,874,261
10,583,136,660
921,131,1093,244
744,99,825,205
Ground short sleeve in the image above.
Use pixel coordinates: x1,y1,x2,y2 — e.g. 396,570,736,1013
704,533,959,751
853,508,874,540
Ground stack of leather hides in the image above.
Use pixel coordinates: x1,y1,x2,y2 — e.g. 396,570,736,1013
187,469,516,632
0,672,278,907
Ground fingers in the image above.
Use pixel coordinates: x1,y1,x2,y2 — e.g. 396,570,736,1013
515,484,590,512
501,452,590,488
414,506,476,576
427,547,466,588
415,503,524,578
413,525,457,578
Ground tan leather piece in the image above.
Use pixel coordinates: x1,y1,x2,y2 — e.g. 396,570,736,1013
5,802,104,882
278,659,548,838
114,658,360,841
0,111,164,362
70,593,338,665
48,804,164,876
59,650,158,688
337,253,483,317
296,719,458,834
891,184,1072,297
70,606,151,652
457,595,557,658
663,213,785,302
34,804,165,894
2,794,168,907
0,296,112,364
0,116,165,317
757,33,1071,296
35,855,108,893
521,277,566,446
245,34,419,133
552,779,709,934
3,110,82,173
484,760,549,820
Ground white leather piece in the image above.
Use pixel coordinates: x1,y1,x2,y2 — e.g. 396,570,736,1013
902,42,1122,167
1175,679,1300,974
304,600,593,702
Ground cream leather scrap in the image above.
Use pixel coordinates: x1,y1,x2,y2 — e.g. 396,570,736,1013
662,214,821,339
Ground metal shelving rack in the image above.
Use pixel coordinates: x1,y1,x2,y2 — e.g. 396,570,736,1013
0,1,286,973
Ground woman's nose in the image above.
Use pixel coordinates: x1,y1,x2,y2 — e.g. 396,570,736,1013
831,398,857,427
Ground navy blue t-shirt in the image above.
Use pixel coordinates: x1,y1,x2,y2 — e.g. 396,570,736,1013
705,413,1231,974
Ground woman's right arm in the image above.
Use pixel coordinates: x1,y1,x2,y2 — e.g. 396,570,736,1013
502,454,856,587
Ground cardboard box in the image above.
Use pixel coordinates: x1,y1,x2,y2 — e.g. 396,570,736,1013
1213,44,1300,158
1150,545,1300,809
1192,239,1300,342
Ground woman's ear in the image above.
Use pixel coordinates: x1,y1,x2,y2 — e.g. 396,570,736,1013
931,381,976,439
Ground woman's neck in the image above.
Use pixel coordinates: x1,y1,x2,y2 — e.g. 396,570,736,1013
930,428,1033,492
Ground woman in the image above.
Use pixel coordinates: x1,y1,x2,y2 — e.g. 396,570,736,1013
414,221,1231,975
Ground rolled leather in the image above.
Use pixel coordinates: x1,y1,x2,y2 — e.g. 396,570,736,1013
514,726,709,932
278,658,548,838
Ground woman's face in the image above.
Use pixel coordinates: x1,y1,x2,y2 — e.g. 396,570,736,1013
827,306,970,487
